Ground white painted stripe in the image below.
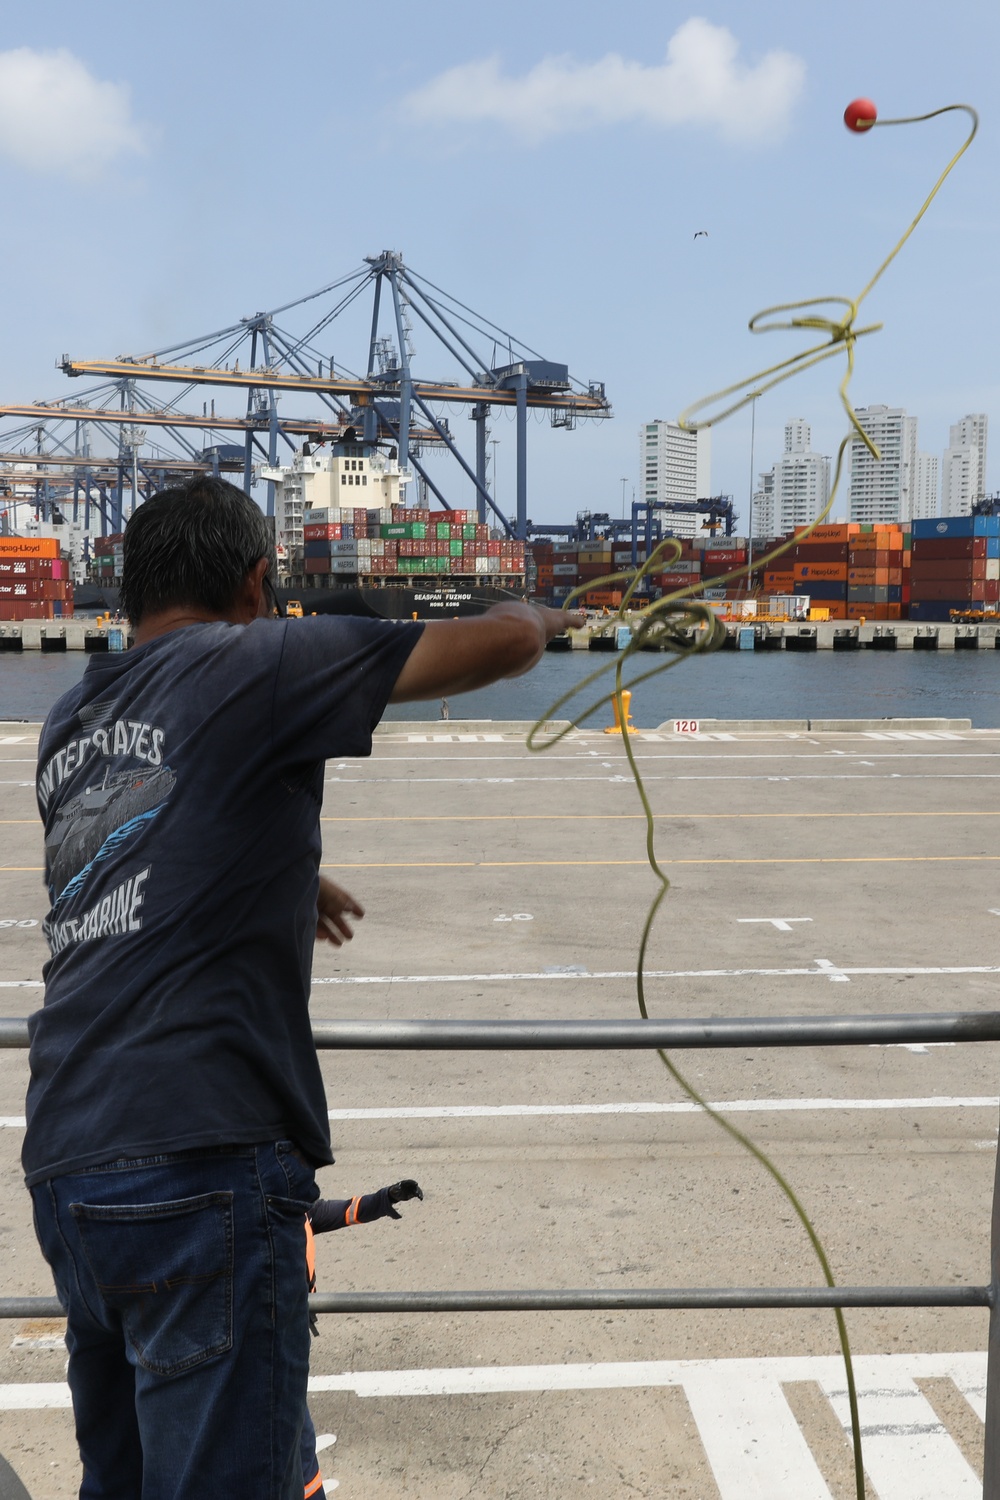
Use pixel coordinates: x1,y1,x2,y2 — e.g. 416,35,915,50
365,752,1000,763
307,962,1000,986
820,1363,980,1498
1,1351,982,1408
682,1366,834,1500
323,1097,1000,1123
307,1349,983,1396
10,963,1000,994
1,1352,988,1496
0,1097,995,1132
327,772,1000,784
0,1381,70,1409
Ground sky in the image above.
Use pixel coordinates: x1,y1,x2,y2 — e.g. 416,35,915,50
1,0,998,529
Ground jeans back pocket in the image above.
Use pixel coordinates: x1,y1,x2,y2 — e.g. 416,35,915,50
70,1191,234,1377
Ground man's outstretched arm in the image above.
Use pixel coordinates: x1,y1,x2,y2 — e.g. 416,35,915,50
389,603,581,702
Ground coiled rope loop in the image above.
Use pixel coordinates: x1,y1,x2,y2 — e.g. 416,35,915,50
527,102,978,1500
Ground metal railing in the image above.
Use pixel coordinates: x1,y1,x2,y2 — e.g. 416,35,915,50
2,1011,999,1492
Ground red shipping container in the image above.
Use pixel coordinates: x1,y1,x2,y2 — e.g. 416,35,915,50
910,579,986,601
653,572,699,590
910,560,986,583
911,537,987,560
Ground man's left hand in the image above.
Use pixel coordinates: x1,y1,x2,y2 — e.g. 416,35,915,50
316,876,365,946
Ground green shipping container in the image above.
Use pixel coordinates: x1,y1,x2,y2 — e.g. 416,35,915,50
380,522,428,540
449,540,463,556
462,524,478,540
435,523,451,540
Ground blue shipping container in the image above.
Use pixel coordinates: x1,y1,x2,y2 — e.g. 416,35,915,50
304,540,332,560
799,582,848,601
911,516,1000,539
908,600,964,621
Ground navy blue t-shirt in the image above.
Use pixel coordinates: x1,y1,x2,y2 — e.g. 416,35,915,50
23,614,423,1186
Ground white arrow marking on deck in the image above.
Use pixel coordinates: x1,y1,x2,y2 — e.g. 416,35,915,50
737,918,813,932
813,958,851,983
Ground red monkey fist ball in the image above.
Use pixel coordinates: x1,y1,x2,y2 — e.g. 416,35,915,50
844,98,878,132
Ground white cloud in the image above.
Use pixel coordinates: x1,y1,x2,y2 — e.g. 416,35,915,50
403,19,805,146
0,47,145,180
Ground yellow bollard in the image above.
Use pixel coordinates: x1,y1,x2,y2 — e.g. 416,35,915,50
604,690,637,735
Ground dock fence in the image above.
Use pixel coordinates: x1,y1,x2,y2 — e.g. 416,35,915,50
1,1011,999,1492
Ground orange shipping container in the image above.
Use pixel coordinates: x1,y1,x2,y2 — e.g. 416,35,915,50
848,568,876,586
0,537,60,558
792,524,858,542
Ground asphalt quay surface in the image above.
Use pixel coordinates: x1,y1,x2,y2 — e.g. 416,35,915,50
0,721,999,1496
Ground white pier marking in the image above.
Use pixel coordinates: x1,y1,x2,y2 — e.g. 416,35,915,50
6,958,1000,994
314,1433,337,1452
2,1097,997,1132
820,1361,981,1498
306,961,1000,988
0,1352,988,1497
682,1366,834,1499
322,1096,1000,1123
737,917,813,932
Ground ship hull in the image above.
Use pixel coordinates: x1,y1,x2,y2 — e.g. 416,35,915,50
76,583,524,622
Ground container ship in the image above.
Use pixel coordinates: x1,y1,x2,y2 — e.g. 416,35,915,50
262,437,526,619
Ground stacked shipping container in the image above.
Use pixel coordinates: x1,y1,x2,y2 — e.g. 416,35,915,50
846,525,907,620
302,507,525,584
92,533,125,586
0,537,74,620
908,516,1000,620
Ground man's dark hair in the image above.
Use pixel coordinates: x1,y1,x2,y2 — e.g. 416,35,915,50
119,477,276,625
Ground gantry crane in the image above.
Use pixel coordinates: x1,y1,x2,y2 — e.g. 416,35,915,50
54,250,610,538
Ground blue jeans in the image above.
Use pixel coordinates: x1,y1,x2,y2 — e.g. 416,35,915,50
30,1141,318,1500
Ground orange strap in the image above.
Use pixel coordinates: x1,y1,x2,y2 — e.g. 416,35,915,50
304,1217,316,1289
304,1468,324,1498
345,1195,362,1227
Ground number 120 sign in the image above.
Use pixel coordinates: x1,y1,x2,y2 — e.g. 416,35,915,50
673,719,700,734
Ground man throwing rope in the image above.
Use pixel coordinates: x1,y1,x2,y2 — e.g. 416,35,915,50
24,476,577,1499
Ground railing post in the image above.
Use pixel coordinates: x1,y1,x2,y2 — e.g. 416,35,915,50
984,1120,1000,1498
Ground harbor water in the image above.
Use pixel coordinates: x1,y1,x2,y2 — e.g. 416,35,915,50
3,645,1000,727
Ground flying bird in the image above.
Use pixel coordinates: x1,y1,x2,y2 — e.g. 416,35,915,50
693,230,708,239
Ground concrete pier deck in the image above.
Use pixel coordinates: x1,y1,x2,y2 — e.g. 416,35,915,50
0,719,998,1496
3,615,1000,652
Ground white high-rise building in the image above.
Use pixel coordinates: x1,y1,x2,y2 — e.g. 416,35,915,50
751,469,776,536
752,419,830,537
913,453,940,521
941,414,988,516
639,420,711,539
848,405,937,524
